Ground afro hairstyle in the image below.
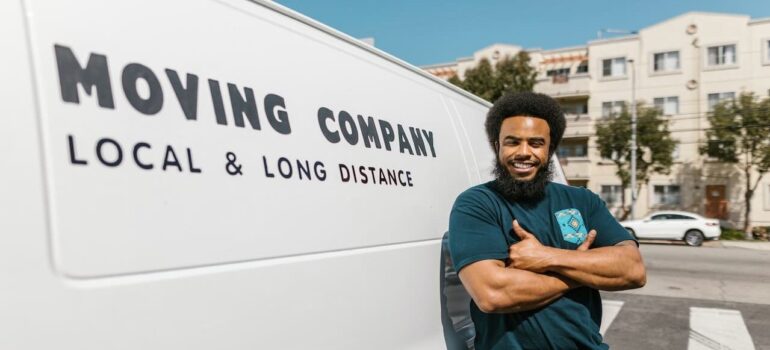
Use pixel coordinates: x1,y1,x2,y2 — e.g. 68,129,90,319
485,92,566,156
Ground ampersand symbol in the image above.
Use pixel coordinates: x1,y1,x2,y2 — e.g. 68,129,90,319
225,152,243,176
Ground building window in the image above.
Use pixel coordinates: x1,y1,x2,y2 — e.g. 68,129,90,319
576,61,589,74
562,103,588,115
707,44,736,66
653,96,679,115
601,185,623,207
558,139,588,158
601,150,620,162
653,185,681,206
707,92,735,111
672,143,680,160
653,51,680,72
547,68,570,83
602,101,625,118
546,68,570,77
602,57,626,77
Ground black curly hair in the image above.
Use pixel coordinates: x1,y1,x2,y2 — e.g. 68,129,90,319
485,92,566,156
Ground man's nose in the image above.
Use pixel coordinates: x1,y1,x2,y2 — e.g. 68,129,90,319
513,143,533,159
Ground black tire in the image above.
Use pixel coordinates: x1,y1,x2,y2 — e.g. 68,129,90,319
624,227,637,240
684,230,704,247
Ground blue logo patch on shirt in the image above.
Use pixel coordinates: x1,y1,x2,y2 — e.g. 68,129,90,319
555,208,588,244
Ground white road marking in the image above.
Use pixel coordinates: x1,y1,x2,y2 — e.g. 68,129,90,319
688,307,755,350
600,300,624,336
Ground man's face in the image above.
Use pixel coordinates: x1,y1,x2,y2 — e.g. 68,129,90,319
497,116,551,181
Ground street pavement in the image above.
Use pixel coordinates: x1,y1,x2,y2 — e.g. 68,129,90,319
599,242,770,350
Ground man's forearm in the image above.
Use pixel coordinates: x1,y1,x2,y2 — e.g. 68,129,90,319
480,267,577,313
545,244,646,291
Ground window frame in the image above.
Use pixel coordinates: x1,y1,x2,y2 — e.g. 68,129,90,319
763,38,770,66
651,184,682,207
601,100,625,118
600,185,623,208
557,138,589,159
707,91,735,112
650,50,681,75
704,42,738,70
576,61,589,74
600,56,627,80
653,96,679,115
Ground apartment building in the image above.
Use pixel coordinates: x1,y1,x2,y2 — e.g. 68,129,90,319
422,12,770,227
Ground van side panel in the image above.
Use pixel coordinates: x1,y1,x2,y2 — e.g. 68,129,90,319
2,0,493,349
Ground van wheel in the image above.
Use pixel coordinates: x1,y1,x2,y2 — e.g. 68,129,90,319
625,227,637,240
684,230,704,247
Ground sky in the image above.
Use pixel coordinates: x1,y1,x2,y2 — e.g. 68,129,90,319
274,0,770,66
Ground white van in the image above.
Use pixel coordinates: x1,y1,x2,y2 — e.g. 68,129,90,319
0,0,566,348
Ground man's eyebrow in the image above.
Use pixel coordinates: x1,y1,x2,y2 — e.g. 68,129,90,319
502,136,546,142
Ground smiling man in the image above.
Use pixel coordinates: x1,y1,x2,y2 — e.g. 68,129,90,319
448,92,646,350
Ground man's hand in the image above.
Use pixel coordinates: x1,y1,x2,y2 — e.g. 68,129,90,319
508,220,596,273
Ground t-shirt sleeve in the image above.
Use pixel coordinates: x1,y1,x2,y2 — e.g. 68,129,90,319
447,189,509,272
585,190,637,247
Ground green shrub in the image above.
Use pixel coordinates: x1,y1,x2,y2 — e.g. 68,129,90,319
720,228,746,240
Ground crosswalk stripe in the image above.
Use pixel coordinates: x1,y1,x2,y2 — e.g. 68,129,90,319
687,307,755,350
600,300,624,336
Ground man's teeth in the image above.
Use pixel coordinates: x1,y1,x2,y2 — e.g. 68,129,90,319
512,163,534,169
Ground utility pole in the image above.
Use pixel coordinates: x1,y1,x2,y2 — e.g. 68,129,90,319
628,58,637,220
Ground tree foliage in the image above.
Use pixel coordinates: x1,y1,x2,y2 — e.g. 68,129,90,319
595,104,677,220
700,92,770,234
449,51,537,102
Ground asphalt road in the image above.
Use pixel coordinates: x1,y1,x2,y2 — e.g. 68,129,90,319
621,242,770,305
600,242,770,350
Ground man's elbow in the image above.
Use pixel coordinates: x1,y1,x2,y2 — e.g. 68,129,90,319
475,290,508,313
625,262,647,289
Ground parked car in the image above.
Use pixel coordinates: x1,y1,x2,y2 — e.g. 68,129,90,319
620,211,721,247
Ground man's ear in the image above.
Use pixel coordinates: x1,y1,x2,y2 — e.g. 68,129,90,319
494,141,499,153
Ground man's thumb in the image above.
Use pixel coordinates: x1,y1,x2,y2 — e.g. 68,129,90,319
577,230,597,251
513,220,532,240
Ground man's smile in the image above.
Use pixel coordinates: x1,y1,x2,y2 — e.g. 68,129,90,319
508,160,539,175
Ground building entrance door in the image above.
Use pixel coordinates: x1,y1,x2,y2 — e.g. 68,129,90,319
705,185,727,219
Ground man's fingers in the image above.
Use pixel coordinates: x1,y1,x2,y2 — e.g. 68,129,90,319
577,230,597,251
512,220,533,240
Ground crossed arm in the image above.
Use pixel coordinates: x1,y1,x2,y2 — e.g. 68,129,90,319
458,220,646,313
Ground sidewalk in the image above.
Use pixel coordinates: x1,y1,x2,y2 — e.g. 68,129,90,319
721,240,770,251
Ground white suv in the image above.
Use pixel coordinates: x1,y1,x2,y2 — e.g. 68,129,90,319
620,211,721,247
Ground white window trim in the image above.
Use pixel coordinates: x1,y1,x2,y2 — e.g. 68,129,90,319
762,37,770,66
706,91,735,112
649,183,682,208
649,49,682,76
600,184,624,208
703,42,739,71
598,56,628,81
601,100,626,118
653,96,679,116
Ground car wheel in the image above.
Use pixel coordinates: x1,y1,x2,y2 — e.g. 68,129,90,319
684,230,704,247
625,227,637,239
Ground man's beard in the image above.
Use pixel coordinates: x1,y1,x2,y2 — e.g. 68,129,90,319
491,159,553,203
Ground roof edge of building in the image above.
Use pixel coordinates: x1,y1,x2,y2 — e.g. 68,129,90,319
588,34,639,46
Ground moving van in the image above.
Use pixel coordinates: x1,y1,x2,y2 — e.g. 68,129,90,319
0,0,566,348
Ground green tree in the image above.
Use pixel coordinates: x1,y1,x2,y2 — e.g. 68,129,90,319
449,52,537,102
595,105,677,220
495,51,537,95
700,92,770,236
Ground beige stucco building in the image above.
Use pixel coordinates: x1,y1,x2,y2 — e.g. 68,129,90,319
423,12,770,228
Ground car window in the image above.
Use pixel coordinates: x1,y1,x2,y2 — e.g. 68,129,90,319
669,214,695,220
651,214,669,220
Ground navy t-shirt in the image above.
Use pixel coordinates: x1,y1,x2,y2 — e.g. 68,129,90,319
448,181,634,350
